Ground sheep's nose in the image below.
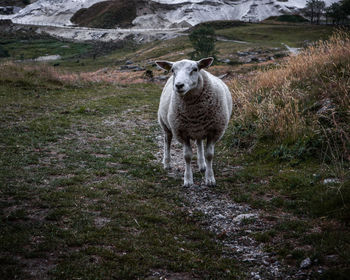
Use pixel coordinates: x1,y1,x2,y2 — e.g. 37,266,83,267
175,83,184,90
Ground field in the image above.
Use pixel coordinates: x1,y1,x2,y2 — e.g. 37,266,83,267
0,22,349,279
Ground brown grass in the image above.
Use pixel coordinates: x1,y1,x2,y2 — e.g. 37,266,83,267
229,30,350,156
0,62,150,86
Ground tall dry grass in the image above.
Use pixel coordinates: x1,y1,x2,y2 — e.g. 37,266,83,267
229,31,350,158
0,61,69,87
0,62,149,87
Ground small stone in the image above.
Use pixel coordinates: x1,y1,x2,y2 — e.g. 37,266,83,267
214,214,225,220
232,213,258,223
300,257,311,269
323,178,340,184
324,254,338,263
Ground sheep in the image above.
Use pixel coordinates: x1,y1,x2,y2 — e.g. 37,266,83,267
156,57,232,187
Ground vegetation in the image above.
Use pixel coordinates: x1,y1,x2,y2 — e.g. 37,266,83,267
303,0,350,24
230,31,350,151
265,15,308,23
0,62,241,279
0,21,349,279
0,45,9,58
71,0,136,29
189,26,217,60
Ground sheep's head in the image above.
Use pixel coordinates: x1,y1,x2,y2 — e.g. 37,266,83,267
156,57,213,96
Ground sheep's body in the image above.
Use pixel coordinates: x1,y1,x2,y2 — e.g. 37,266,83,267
159,70,232,143
157,58,232,187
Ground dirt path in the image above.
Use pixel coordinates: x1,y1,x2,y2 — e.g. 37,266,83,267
155,134,308,279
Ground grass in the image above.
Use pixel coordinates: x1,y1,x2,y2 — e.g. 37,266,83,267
0,22,349,279
214,30,350,278
0,38,92,61
229,31,350,153
215,23,336,47
0,63,242,279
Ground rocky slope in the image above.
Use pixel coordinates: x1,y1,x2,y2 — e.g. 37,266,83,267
2,0,339,28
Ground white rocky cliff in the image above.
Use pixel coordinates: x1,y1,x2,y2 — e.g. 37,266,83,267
1,0,339,28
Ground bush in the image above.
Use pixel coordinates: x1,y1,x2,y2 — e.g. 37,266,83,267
0,45,9,58
189,26,217,60
229,31,350,160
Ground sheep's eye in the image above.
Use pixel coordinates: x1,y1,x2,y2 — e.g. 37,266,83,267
171,68,174,73
191,68,198,74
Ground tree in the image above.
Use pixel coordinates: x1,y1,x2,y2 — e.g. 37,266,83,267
328,3,347,24
0,45,9,58
324,6,332,24
189,26,217,60
341,0,350,15
303,0,326,24
314,0,326,24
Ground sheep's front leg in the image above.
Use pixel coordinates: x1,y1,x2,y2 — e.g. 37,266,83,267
205,140,216,187
196,139,206,172
163,130,172,169
183,141,193,187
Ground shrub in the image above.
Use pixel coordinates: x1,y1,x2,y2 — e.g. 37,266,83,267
189,26,217,60
0,45,9,58
229,31,350,160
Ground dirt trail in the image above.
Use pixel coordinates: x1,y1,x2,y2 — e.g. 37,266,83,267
155,134,306,279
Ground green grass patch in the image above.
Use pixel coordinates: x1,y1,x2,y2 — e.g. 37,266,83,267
0,69,242,279
215,23,336,47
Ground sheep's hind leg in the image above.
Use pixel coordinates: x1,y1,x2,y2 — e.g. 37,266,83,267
183,140,193,187
196,139,206,172
162,126,172,170
205,139,216,187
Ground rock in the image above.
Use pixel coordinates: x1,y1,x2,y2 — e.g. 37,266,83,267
300,257,311,269
324,254,339,264
237,51,249,56
120,65,144,71
238,57,252,64
35,54,62,61
155,75,168,81
214,214,226,220
251,272,261,279
233,213,258,223
317,98,335,115
323,178,340,184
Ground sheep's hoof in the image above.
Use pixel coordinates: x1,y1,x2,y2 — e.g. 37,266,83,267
205,178,216,187
198,162,206,173
183,179,193,188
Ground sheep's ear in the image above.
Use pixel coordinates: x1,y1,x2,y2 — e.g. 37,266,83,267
155,60,173,71
197,57,214,69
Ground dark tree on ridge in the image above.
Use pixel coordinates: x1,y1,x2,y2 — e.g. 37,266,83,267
189,26,217,60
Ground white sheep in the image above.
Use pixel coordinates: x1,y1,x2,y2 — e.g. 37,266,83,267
156,57,232,187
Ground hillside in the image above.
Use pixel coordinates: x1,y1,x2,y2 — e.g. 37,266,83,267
71,0,136,29
0,21,349,279
2,0,340,28
0,0,32,7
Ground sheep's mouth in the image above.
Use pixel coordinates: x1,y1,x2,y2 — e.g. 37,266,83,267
176,89,188,95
